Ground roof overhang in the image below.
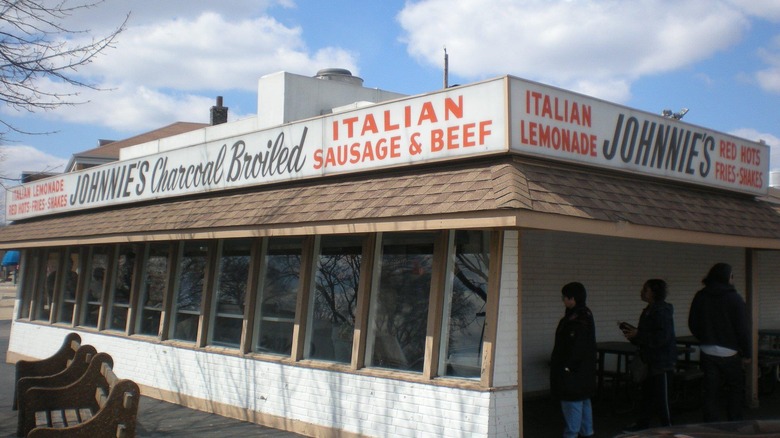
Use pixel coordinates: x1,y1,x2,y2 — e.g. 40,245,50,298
2,157,780,250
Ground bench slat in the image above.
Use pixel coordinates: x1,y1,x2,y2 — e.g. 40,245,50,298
96,386,109,408
34,410,50,428
79,407,94,422
50,409,66,428
102,361,120,387
64,408,81,426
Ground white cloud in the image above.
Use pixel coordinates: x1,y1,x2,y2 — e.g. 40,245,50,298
726,0,780,21
0,146,68,183
14,8,358,133
79,11,357,92
398,0,748,102
755,35,780,93
0,77,223,132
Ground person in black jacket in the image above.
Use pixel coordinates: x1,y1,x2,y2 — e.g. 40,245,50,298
622,279,677,432
688,262,751,422
551,282,597,438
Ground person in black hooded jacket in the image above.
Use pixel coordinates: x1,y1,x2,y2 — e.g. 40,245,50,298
688,262,751,422
551,282,597,438
621,279,676,432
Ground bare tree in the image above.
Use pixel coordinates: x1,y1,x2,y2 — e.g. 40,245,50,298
0,0,128,137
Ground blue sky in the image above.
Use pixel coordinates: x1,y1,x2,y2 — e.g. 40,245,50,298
1,0,780,185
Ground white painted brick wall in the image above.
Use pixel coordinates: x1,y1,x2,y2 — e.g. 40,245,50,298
493,230,519,388
759,250,780,329
9,323,498,438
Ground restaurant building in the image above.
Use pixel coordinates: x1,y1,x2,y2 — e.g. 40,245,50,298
3,69,780,437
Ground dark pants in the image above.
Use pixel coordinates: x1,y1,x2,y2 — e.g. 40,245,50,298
637,371,672,427
700,352,745,422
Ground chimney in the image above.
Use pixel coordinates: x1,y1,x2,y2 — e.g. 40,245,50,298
210,96,228,125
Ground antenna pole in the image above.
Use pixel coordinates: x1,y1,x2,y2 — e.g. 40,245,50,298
443,47,449,88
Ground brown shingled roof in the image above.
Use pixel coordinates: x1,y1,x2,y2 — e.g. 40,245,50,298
2,157,780,246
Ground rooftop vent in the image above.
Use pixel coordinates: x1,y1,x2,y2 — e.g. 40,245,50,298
210,96,228,125
314,68,364,86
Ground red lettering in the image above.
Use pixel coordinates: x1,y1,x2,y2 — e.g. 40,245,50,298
361,114,378,136
430,120,493,153
444,96,463,120
383,110,399,131
715,162,736,183
418,102,437,125
739,145,761,166
719,140,736,160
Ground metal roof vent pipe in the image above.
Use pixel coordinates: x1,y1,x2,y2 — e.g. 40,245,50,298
314,68,364,86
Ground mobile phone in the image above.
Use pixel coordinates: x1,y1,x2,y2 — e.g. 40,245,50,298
618,321,635,332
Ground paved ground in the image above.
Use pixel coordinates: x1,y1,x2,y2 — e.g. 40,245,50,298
0,282,14,321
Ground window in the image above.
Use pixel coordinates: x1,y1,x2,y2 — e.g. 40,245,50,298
56,247,81,324
439,230,490,378
366,232,436,372
170,240,210,342
137,243,171,336
306,235,363,363
210,238,251,348
81,245,110,328
19,249,41,319
36,249,61,321
254,237,302,355
108,244,139,331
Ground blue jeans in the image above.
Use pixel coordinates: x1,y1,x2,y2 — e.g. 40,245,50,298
561,399,593,438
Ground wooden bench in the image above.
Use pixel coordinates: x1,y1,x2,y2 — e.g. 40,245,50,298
19,352,140,438
15,344,99,425
14,333,82,411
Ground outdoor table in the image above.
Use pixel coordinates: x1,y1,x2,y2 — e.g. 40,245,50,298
596,341,638,396
676,335,700,364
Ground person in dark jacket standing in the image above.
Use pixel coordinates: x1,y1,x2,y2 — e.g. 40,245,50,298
551,282,597,438
688,263,751,422
621,279,677,432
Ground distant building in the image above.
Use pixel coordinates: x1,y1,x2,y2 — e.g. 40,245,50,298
65,122,209,172
2,69,780,437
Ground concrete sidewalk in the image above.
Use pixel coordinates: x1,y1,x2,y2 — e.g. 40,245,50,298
0,283,304,437
0,282,14,321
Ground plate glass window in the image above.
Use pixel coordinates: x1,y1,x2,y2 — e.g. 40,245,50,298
171,241,210,342
108,244,139,331
366,232,436,372
306,235,363,363
254,237,302,355
37,249,61,321
210,238,251,348
82,245,110,328
439,230,490,378
138,243,170,336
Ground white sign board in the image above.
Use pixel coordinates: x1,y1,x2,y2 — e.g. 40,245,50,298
6,79,508,221
6,76,770,222
508,77,769,195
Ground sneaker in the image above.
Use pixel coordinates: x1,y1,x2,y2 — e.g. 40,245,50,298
622,422,649,433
